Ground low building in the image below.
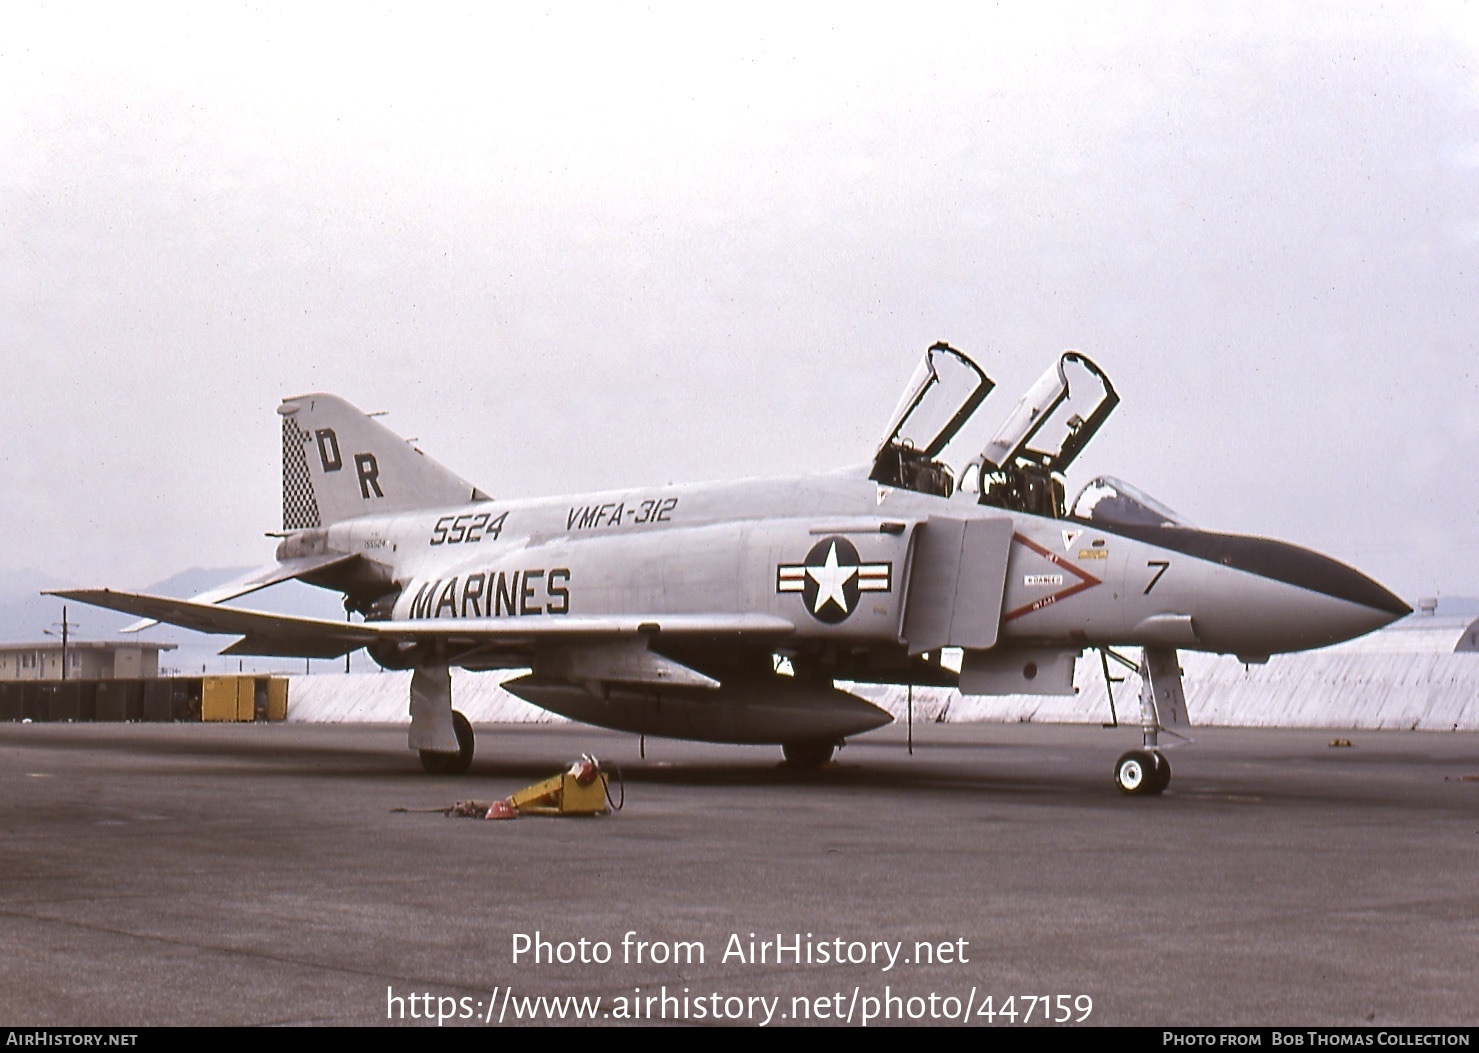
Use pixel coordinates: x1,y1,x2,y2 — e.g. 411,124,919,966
0,641,177,681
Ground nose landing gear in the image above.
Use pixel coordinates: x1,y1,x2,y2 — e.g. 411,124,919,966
1110,646,1191,796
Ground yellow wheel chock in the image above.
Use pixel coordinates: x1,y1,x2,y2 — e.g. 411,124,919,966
485,755,616,819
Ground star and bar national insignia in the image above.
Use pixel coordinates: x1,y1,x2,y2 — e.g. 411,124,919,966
776,537,892,624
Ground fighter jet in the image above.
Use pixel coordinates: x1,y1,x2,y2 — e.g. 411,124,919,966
53,343,1409,794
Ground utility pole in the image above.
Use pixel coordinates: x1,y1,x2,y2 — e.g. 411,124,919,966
44,605,79,681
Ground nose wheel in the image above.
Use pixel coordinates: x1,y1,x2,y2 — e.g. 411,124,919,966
1114,749,1170,795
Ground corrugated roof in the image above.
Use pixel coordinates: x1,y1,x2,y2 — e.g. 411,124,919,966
1324,614,1479,654
0,640,177,653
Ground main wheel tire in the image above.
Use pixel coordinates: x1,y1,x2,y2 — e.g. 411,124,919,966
419,710,475,774
782,740,836,768
1149,751,1172,794
1114,749,1165,796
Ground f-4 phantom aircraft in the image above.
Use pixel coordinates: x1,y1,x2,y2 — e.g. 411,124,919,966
55,343,1409,794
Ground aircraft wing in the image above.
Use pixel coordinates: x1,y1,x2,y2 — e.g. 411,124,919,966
118,552,362,633
50,588,796,660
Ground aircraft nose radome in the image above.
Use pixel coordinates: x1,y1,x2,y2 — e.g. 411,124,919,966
1313,565,1410,645
1273,543,1411,622
1347,575,1410,624
1131,526,1412,653
1231,536,1410,649
1170,529,1410,619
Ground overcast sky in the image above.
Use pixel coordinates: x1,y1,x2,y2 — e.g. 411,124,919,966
2,2,1476,603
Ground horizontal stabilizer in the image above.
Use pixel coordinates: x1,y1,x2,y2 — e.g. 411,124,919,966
55,588,377,646
222,636,360,659
51,588,795,660
120,553,360,633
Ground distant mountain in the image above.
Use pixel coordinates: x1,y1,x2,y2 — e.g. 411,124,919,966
0,565,254,644
0,568,92,644
0,567,75,597
143,567,257,601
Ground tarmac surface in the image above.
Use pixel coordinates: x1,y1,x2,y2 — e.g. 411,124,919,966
1,720,1475,1027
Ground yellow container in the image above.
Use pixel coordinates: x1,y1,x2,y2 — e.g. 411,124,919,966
237,677,256,721
201,677,240,722
266,678,288,721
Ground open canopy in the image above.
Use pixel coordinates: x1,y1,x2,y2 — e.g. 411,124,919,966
870,342,994,497
870,342,1123,518
978,351,1119,477
863,341,993,496
875,342,994,460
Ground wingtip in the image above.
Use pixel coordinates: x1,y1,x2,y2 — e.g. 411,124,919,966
43,587,113,600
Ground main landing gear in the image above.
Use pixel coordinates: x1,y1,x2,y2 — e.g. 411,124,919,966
410,664,475,774
420,710,474,774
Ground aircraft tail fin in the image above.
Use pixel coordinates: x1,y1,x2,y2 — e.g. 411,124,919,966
278,393,488,529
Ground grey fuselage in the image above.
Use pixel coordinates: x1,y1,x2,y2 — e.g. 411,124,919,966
289,467,1406,680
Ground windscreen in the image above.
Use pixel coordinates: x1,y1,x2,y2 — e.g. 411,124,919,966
1069,476,1190,528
